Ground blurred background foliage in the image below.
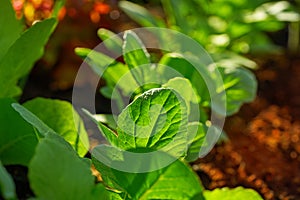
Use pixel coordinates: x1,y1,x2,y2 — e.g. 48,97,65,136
11,0,300,100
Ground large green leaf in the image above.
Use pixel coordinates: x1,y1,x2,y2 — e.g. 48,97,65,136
88,88,189,157
0,18,57,98
0,98,37,166
204,187,263,200
0,161,16,200
163,77,198,119
28,133,96,200
92,146,204,200
117,88,188,156
23,98,89,157
118,1,166,27
0,0,23,61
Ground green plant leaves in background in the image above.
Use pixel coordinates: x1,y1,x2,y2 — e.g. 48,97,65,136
0,18,57,98
0,98,37,166
97,28,123,55
119,1,165,28
204,187,263,200
28,133,104,200
23,98,89,157
218,67,257,115
123,30,152,87
0,0,23,61
158,53,212,109
0,161,16,200
92,147,204,200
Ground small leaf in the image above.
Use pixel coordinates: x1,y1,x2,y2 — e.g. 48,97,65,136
28,133,95,200
75,47,136,95
97,28,123,55
185,122,206,162
23,98,89,157
0,161,16,199
92,113,117,130
83,109,118,147
123,30,151,86
119,1,165,27
204,187,263,200
217,67,257,116
0,18,57,98
92,146,204,200
0,99,37,166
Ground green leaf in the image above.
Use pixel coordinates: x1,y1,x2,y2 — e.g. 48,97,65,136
0,99,37,166
218,67,257,116
23,98,89,157
163,77,198,119
92,147,204,200
116,88,188,157
11,103,56,137
83,109,119,147
75,47,137,96
158,53,211,106
204,187,263,200
51,0,65,18
0,18,57,98
0,0,24,61
212,52,258,69
0,161,16,200
185,122,206,162
123,30,151,87
118,1,166,27
92,114,117,130
28,133,95,200
97,28,123,55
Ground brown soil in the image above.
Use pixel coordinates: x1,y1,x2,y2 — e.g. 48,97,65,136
194,55,300,200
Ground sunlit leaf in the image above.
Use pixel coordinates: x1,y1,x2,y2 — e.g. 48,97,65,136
0,18,57,98
204,187,263,200
28,133,96,200
23,98,89,157
92,146,204,200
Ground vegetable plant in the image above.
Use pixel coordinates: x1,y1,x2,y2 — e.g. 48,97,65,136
0,0,262,199
73,28,260,199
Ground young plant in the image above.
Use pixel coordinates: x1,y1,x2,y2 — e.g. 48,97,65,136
72,29,262,199
0,27,262,199
6,99,262,199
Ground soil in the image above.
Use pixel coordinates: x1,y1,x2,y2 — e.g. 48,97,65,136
194,55,300,200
